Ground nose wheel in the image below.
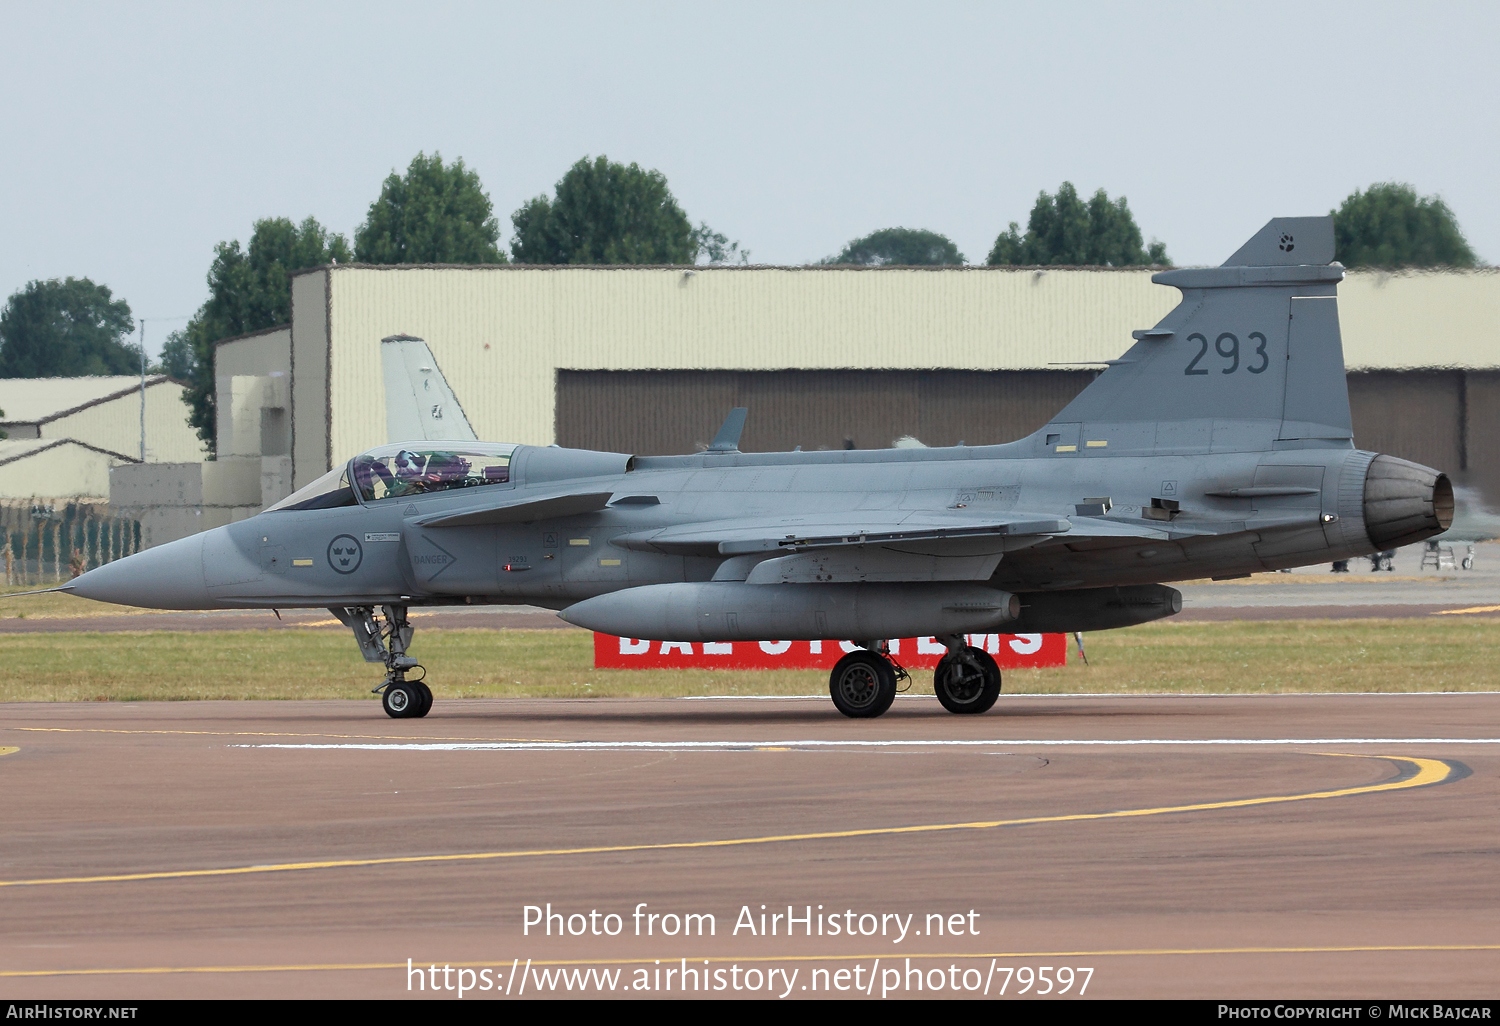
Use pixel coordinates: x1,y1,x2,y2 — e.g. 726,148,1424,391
381,679,433,719
331,604,432,718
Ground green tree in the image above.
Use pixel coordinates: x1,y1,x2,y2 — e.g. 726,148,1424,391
511,156,698,264
824,228,965,266
693,223,750,265
0,278,137,378
987,182,1168,266
1332,183,1478,268
355,152,506,264
157,331,195,381
171,216,351,451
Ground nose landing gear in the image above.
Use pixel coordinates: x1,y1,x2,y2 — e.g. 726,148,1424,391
331,604,432,718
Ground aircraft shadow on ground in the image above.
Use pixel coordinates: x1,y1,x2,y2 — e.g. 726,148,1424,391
439,702,1213,727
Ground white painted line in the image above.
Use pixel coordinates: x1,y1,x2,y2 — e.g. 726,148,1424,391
675,692,1500,700
235,737,1500,752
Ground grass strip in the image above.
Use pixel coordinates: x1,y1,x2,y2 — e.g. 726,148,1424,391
0,618,1495,702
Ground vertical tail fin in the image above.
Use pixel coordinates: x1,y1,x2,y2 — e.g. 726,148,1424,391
1039,216,1352,455
381,334,478,443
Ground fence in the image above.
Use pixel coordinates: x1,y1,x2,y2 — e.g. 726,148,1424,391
1,500,143,588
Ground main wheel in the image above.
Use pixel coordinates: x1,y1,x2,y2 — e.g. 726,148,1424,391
933,646,1001,714
413,681,433,718
382,682,419,718
829,650,898,718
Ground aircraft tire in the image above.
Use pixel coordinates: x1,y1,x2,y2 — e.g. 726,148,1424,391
829,651,897,718
413,681,433,718
933,646,1001,714
382,682,420,719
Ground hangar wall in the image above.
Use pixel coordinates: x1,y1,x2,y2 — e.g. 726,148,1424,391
0,376,205,465
555,367,1500,500
554,369,1099,454
1338,270,1499,369
0,439,133,499
40,381,204,464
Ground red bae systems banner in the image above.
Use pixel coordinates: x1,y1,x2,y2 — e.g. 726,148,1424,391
594,633,1067,670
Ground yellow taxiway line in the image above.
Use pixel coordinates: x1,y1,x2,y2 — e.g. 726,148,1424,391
1433,604,1500,615
3,942,1499,979
0,754,1453,890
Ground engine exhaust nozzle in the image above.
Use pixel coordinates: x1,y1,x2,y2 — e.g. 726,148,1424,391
1363,454,1453,550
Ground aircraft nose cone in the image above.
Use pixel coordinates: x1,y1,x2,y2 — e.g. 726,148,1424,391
67,532,211,609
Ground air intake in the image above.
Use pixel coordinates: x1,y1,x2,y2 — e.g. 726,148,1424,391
1362,455,1453,550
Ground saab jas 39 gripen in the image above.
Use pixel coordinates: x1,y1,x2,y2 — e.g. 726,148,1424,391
64,217,1452,719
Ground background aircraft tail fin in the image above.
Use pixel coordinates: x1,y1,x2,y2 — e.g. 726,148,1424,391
381,334,478,443
1038,216,1352,455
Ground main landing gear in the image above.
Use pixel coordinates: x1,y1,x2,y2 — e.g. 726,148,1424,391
331,604,432,719
931,636,1002,714
827,636,1001,718
829,646,904,718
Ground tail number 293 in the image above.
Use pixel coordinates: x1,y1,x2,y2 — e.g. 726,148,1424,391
1184,331,1269,375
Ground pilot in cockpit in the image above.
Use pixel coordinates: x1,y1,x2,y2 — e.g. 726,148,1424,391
392,450,428,494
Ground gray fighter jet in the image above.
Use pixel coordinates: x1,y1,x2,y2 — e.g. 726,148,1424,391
65,216,1452,719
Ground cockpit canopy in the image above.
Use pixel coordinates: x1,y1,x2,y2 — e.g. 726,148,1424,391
265,442,518,512
351,442,518,503
265,464,357,512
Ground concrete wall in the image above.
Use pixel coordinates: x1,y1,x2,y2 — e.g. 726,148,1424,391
216,326,292,382
291,272,330,488
216,326,292,466
109,457,285,548
221,375,291,459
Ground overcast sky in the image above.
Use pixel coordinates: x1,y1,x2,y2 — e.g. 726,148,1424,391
3,1,1496,357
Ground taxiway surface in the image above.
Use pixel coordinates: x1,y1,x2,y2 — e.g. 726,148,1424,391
2,695,1497,999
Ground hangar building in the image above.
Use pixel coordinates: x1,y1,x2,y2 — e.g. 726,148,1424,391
0,375,203,500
